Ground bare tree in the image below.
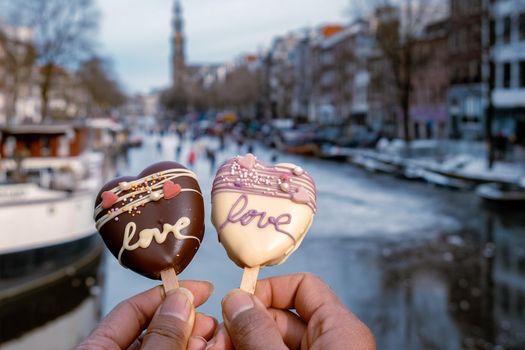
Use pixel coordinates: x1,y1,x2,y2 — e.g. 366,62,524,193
2,0,99,121
77,56,126,116
160,64,263,118
357,0,447,142
0,25,36,124
223,66,263,115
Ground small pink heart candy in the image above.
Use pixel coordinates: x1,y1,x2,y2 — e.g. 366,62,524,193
280,173,291,182
292,186,310,204
237,153,256,170
163,181,182,199
101,191,118,209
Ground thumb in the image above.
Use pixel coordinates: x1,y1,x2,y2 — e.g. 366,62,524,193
141,287,195,350
221,289,287,350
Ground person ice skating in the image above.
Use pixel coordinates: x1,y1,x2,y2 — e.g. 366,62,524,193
205,147,216,174
175,143,182,161
187,148,197,168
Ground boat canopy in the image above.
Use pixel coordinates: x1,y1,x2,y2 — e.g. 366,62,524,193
0,124,87,158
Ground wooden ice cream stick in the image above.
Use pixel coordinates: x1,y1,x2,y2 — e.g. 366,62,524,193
240,266,260,294
161,267,179,293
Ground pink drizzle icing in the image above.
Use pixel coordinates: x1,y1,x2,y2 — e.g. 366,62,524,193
212,154,316,212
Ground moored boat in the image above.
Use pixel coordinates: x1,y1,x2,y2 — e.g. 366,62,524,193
0,124,108,299
476,182,525,204
352,154,400,175
420,169,475,190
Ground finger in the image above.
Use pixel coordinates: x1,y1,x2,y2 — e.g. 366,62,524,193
75,281,213,350
221,289,287,350
141,287,195,349
128,303,216,349
126,331,145,350
180,280,215,307
255,273,374,349
204,324,234,350
205,308,305,350
267,308,306,349
254,273,343,322
76,285,163,350
192,313,218,340
305,304,375,349
187,336,208,350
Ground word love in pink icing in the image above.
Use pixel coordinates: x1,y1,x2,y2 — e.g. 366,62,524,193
219,194,294,241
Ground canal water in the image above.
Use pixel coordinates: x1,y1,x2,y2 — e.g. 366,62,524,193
2,133,525,349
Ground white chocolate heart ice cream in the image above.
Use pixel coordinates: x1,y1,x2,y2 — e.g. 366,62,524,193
211,154,316,268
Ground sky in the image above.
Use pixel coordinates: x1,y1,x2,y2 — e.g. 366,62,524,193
96,0,349,94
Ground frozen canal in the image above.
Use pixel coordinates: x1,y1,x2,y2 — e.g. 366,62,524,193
97,133,525,349
5,132,521,349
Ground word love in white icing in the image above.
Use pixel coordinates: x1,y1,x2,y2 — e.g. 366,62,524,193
220,194,294,241
118,217,200,263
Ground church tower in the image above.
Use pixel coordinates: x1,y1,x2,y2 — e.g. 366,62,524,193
171,0,185,89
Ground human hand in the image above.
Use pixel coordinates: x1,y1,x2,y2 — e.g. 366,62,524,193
75,280,217,350
206,273,375,350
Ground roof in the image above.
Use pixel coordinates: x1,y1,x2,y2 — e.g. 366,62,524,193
0,124,72,136
85,118,124,131
320,25,345,38
321,20,370,49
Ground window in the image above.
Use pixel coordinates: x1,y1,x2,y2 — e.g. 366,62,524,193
518,256,525,274
490,19,496,45
449,33,456,50
469,60,479,80
452,67,460,83
520,61,525,87
520,13,525,40
503,16,512,43
503,62,512,88
518,292,525,316
451,0,457,14
490,61,496,87
459,29,467,48
500,285,510,312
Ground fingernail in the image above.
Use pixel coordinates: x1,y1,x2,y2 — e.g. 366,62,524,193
209,315,219,327
205,325,226,349
160,287,193,321
222,289,254,321
188,336,207,350
204,338,215,350
167,287,194,303
203,280,215,294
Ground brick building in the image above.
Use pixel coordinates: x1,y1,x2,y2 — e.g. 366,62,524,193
448,0,485,140
410,20,449,139
491,0,525,145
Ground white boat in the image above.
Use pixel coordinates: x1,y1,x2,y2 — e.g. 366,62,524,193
420,169,474,191
352,154,401,175
476,182,525,204
0,124,107,297
85,118,127,151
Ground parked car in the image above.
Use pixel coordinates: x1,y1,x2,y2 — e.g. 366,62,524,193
271,124,316,150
